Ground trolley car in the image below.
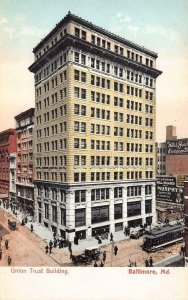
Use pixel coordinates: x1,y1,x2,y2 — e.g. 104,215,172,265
142,224,184,252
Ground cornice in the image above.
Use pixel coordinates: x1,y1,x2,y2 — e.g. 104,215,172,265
33,12,158,59
29,35,162,79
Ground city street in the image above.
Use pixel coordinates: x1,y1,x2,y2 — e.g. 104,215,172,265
0,207,183,267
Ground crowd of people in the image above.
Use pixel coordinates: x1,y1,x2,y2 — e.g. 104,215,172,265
0,237,12,265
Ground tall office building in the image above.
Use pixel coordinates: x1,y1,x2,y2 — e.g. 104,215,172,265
29,12,162,241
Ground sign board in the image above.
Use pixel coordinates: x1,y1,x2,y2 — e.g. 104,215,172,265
166,139,188,155
156,176,183,204
177,175,186,187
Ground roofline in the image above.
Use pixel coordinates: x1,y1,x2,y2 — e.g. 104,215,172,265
29,35,162,78
0,128,16,137
14,108,35,121
33,12,158,58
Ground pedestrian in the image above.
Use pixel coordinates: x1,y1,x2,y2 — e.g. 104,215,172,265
145,259,149,267
134,261,137,267
5,239,9,250
100,261,104,267
30,224,33,232
45,245,49,254
54,239,57,248
124,226,127,236
49,245,53,254
0,249,2,260
183,246,186,256
8,256,12,265
94,261,98,267
68,242,72,252
149,256,153,267
114,245,118,256
103,251,106,263
53,231,56,240
110,233,113,242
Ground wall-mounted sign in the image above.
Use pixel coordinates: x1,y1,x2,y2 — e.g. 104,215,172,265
156,176,183,204
166,139,188,155
177,175,186,187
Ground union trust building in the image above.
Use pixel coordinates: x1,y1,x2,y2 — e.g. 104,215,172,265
29,12,162,241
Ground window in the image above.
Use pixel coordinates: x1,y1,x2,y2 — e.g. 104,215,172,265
74,87,79,98
114,204,122,219
91,206,109,224
74,70,79,81
145,200,152,214
75,209,86,227
82,30,86,40
52,206,57,223
74,173,79,182
75,190,86,203
127,201,141,217
75,52,80,63
61,208,66,226
75,27,80,38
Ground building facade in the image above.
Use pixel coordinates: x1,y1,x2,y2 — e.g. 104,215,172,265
156,126,187,217
156,142,166,175
184,177,188,266
0,129,17,204
9,153,17,205
14,108,35,216
29,12,162,241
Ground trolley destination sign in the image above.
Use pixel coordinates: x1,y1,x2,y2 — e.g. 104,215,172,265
166,139,188,155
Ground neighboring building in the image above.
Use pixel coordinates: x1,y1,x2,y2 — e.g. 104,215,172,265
156,126,187,217
0,129,17,204
9,153,17,206
14,108,35,216
165,125,188,178
156,142,166,175
184,177,188,267
29,12,162,241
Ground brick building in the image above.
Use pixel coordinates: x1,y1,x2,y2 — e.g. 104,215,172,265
156,126,187,218
29,12,162,241
184,177,188,266
0,129,17,204
14,108,35,216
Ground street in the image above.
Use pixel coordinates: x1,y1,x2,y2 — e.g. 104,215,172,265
0,208,183,267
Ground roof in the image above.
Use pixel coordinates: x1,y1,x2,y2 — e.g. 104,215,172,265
15,108,35,121
33,11,158,58
0,129,16,138
146,225,184,238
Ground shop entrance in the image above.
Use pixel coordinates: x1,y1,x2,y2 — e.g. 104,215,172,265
92,225,110,237
128,218,142,228
75,230,86,240
38,212,41,223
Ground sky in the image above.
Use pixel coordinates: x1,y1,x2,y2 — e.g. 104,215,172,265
0,0,188,141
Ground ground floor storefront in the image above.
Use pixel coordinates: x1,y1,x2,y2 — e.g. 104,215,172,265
34,180,156,242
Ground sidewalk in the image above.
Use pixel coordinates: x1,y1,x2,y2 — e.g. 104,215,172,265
0,204,129,253
154,254,185,267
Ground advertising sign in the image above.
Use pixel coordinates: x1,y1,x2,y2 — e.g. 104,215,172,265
166,139,188,155
156,176,184,204
177,175,186,187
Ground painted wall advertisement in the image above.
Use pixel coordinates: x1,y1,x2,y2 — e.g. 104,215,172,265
166,139,188,155
156,176,184,204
